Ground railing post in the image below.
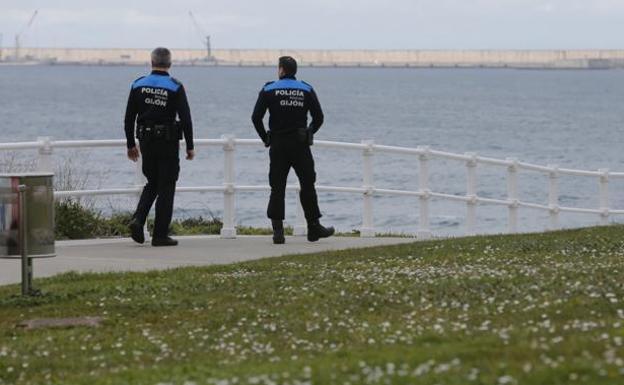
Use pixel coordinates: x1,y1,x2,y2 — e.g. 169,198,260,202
465,153,478,236
360,140,375,237
599,169,610,226
36,136,54,173
548,165,560,231
506,158,519,234
134,156,144,193
417,146,431,240
293,189,307,236
220,135,237,239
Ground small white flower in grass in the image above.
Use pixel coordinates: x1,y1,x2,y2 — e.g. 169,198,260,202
498,375,516,384
467,368,479,381
412,360,434,376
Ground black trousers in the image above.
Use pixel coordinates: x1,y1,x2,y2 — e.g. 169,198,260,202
134,140,180,238
268,137,322,222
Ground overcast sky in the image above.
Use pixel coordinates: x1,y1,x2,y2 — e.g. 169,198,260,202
1,0,623,49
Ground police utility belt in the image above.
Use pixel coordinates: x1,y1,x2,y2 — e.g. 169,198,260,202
136,122,182,142
268,127,314,146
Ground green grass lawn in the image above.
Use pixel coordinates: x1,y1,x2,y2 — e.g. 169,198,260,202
1,226,624,385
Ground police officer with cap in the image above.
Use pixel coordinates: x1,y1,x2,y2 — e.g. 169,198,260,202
252,56,335,244
124,47,195,247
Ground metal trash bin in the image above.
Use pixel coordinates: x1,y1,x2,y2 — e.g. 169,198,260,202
0,173,55,295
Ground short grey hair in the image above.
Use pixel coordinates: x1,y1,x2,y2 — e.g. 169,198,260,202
151,47,172,68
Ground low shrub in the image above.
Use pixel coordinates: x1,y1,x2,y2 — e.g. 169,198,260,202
54,201,280,239
54,200,104,240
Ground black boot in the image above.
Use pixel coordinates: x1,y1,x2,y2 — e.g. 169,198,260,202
307,221,335,242
128,219,145,244
151,237,179,247
272,219,285,244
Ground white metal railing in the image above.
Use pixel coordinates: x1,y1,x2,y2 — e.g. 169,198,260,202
1,135,623,239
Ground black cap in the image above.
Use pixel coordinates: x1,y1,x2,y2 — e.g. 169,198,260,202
279,56,297,77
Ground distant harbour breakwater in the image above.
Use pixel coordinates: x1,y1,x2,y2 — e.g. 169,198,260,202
3,48,624,69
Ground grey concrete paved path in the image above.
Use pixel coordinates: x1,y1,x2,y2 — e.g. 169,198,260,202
0,236,416,286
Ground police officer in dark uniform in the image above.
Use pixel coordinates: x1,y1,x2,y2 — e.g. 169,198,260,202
124,47,194,247
252,56,335,244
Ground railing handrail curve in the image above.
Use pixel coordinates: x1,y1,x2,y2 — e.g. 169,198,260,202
1,137,621,238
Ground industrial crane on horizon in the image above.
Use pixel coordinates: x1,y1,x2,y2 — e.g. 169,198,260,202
188,11,215,63
14,9,39,62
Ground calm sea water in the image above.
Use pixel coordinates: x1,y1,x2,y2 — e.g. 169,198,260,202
1,65,623,235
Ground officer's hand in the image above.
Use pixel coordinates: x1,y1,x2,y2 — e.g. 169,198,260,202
186,149,195,161
127,146,140,162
